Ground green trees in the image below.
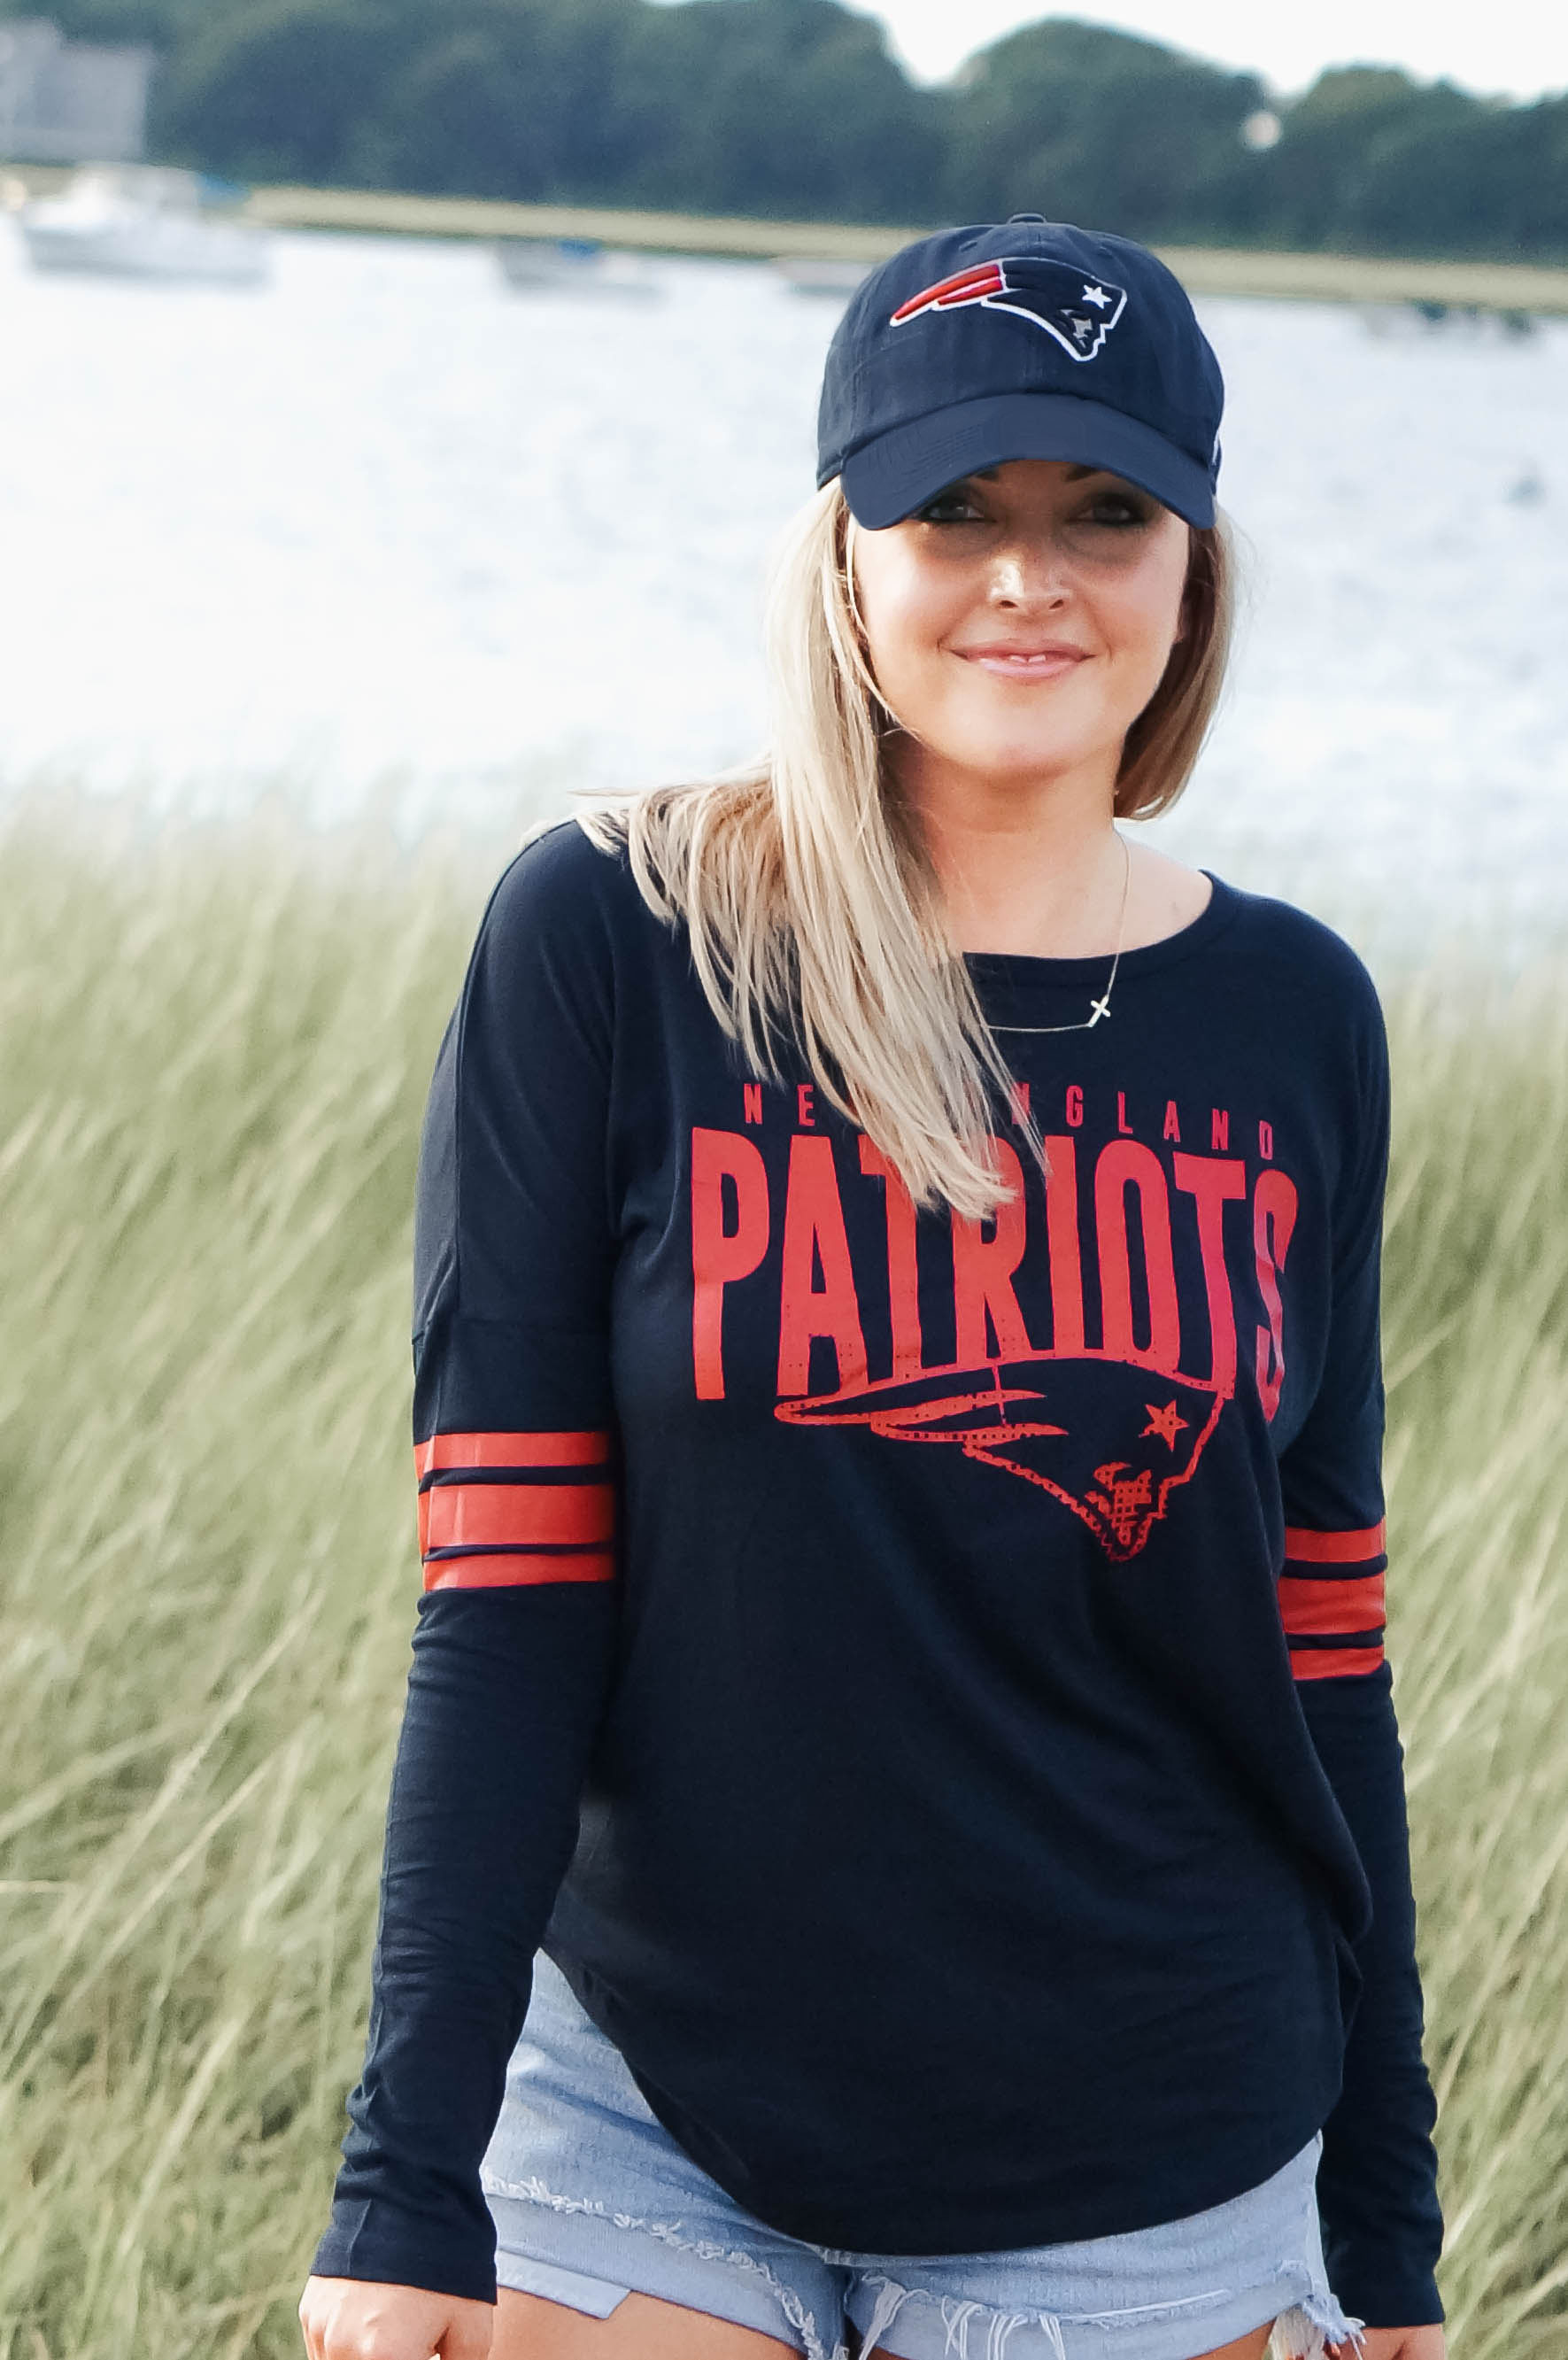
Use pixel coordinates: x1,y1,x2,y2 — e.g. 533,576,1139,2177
946,20,1268,242
1273,68,1565,258
349,0,644,199
137,0,938,216
602,0,942,220
149,0,425,186
1262,67,1480,251
4,0,1565,258
1260,68,1568,256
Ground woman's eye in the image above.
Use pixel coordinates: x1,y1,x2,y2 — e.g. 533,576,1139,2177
913,485,1152,529
1080,494,1152,528
915,488,985,523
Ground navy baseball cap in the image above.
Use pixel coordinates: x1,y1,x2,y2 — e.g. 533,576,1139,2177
817,216,1224,530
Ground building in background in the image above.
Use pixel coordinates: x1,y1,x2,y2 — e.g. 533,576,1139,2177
0,18,153,162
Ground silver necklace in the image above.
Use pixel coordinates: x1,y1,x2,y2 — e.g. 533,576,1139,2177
985,832,1132,1035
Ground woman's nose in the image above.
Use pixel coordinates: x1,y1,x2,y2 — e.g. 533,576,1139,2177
988,538,1070,606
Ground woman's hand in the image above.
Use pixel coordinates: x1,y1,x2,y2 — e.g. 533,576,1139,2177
1327,2328,1447,2360
298,2274,493,2360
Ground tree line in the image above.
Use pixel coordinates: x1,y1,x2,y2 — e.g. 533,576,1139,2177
11,0,1568,261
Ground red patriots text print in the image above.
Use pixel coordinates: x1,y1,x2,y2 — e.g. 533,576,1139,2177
685,1087,1385,1670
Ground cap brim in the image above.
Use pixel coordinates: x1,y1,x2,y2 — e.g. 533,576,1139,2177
837,391,1217,530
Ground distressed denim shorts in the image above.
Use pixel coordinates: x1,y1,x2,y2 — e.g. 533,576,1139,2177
480,1954,1368,2360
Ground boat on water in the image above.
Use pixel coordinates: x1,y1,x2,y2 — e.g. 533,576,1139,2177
495,236,660,300
17,165,270,285
773,256,874,299
1359,298,1537,342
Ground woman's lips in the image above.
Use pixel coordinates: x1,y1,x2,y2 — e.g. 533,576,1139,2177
954,645,1090,679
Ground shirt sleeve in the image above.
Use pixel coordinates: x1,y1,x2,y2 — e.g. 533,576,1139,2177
1276,979,1445,2330
310,823,622,2303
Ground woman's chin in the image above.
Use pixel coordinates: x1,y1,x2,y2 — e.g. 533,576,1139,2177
919,731,1104,788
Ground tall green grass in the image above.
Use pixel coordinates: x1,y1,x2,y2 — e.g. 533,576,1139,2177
0,805,1563,2359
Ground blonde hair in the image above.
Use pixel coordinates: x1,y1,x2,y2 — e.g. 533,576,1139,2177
577,479,1235,1220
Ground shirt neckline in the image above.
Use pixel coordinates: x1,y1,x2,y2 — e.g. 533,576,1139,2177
962,870,1240,992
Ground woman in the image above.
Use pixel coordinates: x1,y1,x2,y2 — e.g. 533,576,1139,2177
300,218,1447,2360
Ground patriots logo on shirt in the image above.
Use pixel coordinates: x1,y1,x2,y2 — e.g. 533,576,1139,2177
776,1353,1222,1564
890,258,1128,363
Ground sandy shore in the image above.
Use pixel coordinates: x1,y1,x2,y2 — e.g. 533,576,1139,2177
242,183,1568,314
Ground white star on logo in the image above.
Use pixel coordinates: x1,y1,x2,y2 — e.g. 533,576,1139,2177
1081,282,1112,308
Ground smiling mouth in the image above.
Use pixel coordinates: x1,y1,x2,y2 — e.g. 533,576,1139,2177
956,647,1090,677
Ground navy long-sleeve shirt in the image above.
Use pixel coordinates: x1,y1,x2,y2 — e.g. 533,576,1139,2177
313,818,1444,2329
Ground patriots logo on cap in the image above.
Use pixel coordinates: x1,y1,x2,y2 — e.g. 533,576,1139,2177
891,257,1128,363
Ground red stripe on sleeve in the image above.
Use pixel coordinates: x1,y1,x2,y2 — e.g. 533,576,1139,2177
422,1550,614,1592
1279,1572,1386,1636
1291,1644,1386,1681
414,1430,611,1478
423,1482,614,1552
1283,1520,1386,1564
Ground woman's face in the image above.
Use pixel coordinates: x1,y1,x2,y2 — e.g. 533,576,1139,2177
847,457,1193,799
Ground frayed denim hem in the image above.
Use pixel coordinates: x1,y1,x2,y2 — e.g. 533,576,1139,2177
483,2167,1369,2360
483,2167,833,2360
853,2275,1070,2358
847,2271,1368,2360
1268,2283,1369,2358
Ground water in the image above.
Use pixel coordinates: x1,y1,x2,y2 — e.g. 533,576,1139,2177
2,223,1564,954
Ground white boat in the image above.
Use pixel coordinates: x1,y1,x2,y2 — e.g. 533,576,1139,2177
774,256,874,298
496,236,660,301
1359,298,1537,343
18,164,269,285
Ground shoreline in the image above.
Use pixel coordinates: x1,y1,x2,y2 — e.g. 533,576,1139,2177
4,162,1568,312
244,189,1568,315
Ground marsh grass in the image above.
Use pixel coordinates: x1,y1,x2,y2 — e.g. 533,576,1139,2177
0,804,1563,2357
